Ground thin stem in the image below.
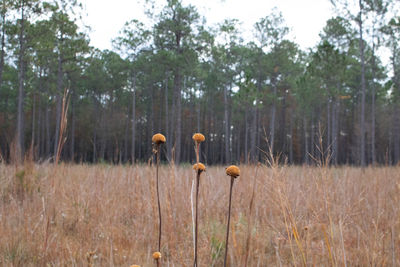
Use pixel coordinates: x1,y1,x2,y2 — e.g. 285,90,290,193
194,171,200,267
195,143,200,163
191,177,196,259
156,146,162,252
194,142,200,267
224,176,235,267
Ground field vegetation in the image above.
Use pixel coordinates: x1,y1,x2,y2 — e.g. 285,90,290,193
1,161,399,266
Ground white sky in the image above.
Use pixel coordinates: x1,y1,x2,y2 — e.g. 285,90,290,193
82,0,335,51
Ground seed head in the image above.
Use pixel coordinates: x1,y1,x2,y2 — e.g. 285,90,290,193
152,133,166,145
193,163,206,173
226,165,240,178
192,133,205,143
153,251,162,260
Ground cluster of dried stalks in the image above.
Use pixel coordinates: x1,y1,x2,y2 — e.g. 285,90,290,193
0,161,399,266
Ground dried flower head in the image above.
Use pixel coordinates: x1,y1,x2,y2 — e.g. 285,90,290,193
226,165,240,178
152,133,166,145
153,251,162,260
193,163,206,172
192,133,205,143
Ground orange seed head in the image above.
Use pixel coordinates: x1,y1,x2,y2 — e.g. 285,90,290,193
226,165,240,178
193,163,206,172
192,133,205,143
153,251,162,260
152,133,166,145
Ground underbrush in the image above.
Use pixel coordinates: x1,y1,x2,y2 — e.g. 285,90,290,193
0,163,399,266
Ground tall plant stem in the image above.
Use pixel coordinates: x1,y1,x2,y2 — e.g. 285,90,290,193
194,171,200,267
195,143,200,163
224,176,235,267
191,177,195,259
156,146,162,252
194,142,200,267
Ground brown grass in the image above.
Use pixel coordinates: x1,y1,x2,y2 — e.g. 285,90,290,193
0,162,400,266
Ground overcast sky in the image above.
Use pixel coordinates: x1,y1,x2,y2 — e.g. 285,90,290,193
82,0,335,51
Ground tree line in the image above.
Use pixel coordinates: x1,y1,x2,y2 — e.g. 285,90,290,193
0,0,400,165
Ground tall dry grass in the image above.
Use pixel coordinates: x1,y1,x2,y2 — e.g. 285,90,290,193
0,162,399,266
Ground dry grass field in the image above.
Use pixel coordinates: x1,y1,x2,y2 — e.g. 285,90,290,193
1,162,400,266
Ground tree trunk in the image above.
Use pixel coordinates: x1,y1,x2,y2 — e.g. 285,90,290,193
332,99,339,165
150,85,155,138
45,104,51,158
289,112,293,164
54,55,63,159
131,74,136,163
92,99,98,162
173,70,182,164
359,0,366,166
37,95,42,158
250,106,257,162
208,108,213,162
31,92,36,156
303,116,309,164
250,84,260,163
16,2,26,162
40,104,46,159
393,42,400,164
244,107,249,163
164,75,171,160
224,85,230,163
70,91,75,162
0,1,6,87
99,107,106,160
371,43,377,165
394,106,400,165
388,129,392,164
280,91,287,159
36,69,43,158
270,84,277,155
256,106,261,162
327,98,331,157
122,116,128,163
137,125,142,160
99,135,106,161
311,112,315,160
236,128,240,163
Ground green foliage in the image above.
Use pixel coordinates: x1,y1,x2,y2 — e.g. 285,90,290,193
0,0,399,165
209,220,225,265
